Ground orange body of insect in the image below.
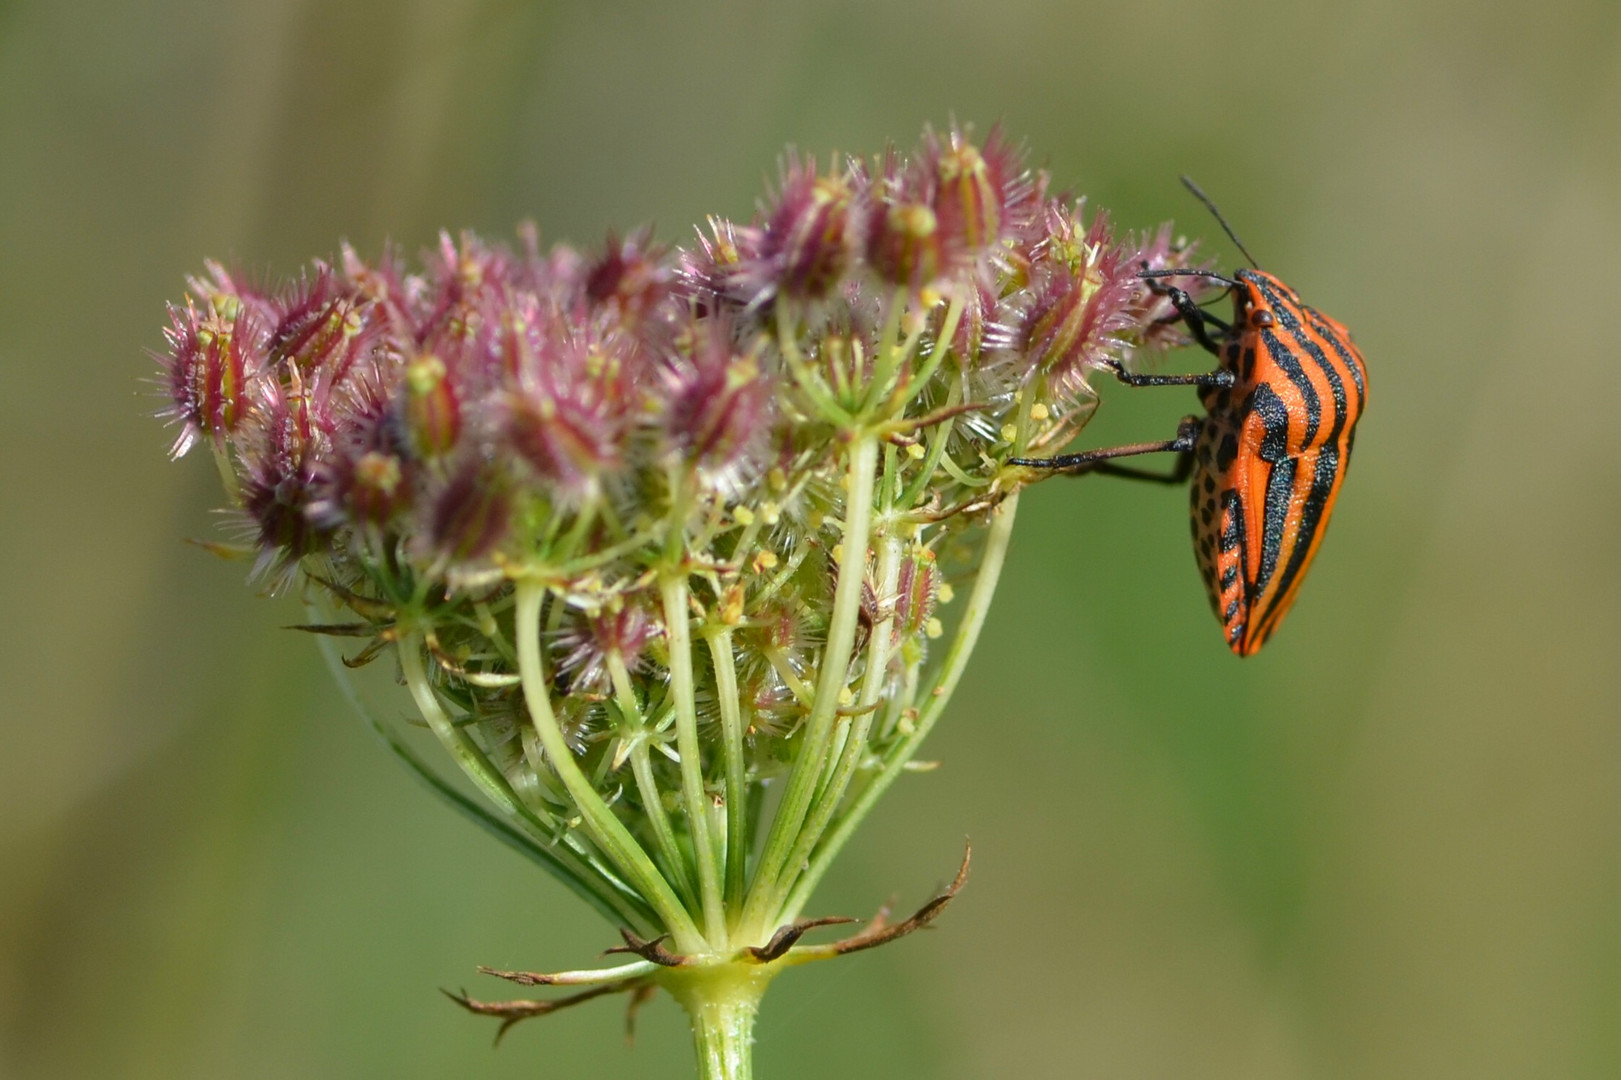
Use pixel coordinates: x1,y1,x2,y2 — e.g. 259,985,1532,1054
1183,268,1368,655
1011,181,1368,656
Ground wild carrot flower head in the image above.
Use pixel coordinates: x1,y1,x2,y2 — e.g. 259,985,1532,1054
154,122,1216,1070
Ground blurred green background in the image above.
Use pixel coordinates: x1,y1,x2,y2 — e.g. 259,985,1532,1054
2,1,1616,1077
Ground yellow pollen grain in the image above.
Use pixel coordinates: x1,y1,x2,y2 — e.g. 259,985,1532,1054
1030,402,1051,422
906,442,926,460
760,502,781,525
1000,423,1018,443
837,686,854,706
937,583,955,604
831,543,844,565
753,550,779,573
733,506,756,526
925,617,944,639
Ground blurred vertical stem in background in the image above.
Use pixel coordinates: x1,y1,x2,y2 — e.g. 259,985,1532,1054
154,123,1216,1078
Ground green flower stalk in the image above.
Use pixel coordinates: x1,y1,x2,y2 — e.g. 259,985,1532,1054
155,124,1213,1079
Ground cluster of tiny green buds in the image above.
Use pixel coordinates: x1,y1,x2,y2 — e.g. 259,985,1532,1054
156,122,1212,1078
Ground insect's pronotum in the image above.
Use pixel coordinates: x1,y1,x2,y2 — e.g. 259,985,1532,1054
1012,179,1368,655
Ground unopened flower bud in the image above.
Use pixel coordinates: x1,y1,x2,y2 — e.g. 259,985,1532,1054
160,296,260,458
559,601,658,693
586,228,671,326
403,354,461,458
734,158,860,307
347,451,407,524
662,318,772,488
868,201,941,292
425,459,510,565
894,547,941,643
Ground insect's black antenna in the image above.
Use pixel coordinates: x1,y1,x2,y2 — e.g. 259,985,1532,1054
1179,176,1259,269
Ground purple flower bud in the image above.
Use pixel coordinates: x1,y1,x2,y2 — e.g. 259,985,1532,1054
866,126,1037,295
677,216,761,318
866,196,943,294
1010,205,1142,396
926,125,1036,267
894,546,941,642
937,278,999,367
504,315,638,498
159,294,263,458
557,601,659,694
661,315,774,488
585,228,672,327
730,156,859,308
1125,222,1220,352
423,457,511,566
237,378,330,577
345,451,408,525
401,353,462,458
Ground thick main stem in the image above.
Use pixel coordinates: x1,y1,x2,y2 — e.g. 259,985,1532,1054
664,966,771,1080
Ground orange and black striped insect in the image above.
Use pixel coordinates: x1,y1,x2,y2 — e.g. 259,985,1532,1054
1012,179,1368,656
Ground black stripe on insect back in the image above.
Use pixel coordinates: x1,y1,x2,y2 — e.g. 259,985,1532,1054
1258,445,1340,637
1277,313,1348,440
1254,278,1349,442
1250,373,1298,592
1220,489,1244,553
1251,382,1292,464
1257,327,1323,446
1256,453,1296,593
1302,305,1366,413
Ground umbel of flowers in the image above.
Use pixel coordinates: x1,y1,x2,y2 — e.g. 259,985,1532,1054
157,124,1210,1080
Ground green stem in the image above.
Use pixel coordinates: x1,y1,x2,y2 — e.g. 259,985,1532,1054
513,582,704,951
861,286,910,413
661,574,728,945
896,292,965,406
705,627,750,910
741,435,878,935
609,652,699,908
630,743,700,908
781,491,1019,922
897,378,961,510
766,482,904,914
776,304,853,425
663,965,771,1080
398,637,547,830
208,436,241,505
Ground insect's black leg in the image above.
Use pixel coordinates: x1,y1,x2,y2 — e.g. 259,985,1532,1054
1143,278,1233,337
1165,285,1224,355
1011,416,1201,478
1152,308,1230,335
1105,356,1234,390
1090,447,1195,485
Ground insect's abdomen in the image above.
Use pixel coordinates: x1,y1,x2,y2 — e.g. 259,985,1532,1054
1189,415,1250,651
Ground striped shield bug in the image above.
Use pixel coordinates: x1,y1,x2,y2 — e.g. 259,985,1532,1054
1012,179,1368,655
